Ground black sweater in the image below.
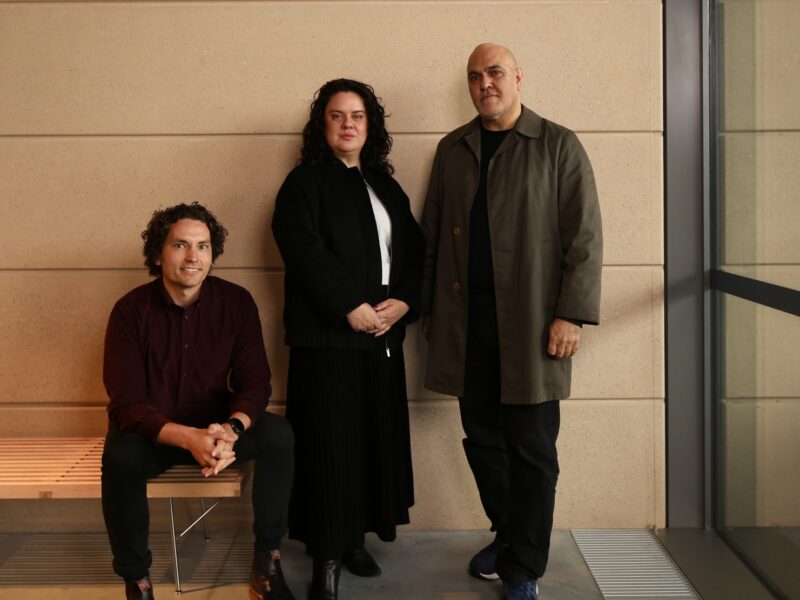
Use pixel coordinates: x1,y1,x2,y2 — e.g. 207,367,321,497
272,159,424,350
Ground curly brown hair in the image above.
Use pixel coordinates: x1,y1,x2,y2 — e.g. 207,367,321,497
141,202,228,276
300,78,394,175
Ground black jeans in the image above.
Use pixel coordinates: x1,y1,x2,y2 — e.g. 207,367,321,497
101,412,294,581
460,311,560,582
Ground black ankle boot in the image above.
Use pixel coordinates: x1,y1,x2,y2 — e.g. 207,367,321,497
309,558,340,600
342,546,381,577
124,575,155,600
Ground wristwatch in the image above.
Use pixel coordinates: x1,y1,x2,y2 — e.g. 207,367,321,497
225,417,245,437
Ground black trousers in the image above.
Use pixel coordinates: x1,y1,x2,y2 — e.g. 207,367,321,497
101,412,294,581
460,311,560,582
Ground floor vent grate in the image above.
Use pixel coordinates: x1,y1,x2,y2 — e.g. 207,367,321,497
0,532,253,585
572,529,700,599
783,527,800,550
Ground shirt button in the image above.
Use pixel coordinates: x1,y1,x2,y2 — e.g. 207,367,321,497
452,281,461,291
183,344,189,350
184,315,189,320
453,226,462,236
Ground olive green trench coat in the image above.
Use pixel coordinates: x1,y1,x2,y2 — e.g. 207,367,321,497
420,106,603,404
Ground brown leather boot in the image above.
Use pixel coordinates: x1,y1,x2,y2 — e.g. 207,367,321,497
124,575,155,600
250,549,296,600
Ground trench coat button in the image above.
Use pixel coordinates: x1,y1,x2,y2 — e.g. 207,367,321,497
453,226,462,236
452,281,461,291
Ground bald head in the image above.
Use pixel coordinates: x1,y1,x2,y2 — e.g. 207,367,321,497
466,43,523,130
468,43,519,70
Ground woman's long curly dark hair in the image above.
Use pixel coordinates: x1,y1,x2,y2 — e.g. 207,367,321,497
300,78,394,175
141,202,228,276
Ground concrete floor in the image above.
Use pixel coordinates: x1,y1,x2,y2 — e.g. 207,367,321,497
0,530,602,599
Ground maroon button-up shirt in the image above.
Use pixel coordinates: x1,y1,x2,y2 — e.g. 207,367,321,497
103,276,271,442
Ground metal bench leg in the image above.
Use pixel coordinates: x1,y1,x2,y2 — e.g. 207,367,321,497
199,498,211,541
166,496,224,594
168,497,183,595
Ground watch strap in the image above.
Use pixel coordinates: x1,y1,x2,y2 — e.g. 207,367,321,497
225,417,245,437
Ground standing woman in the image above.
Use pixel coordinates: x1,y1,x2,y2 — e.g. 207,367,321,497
272,79,423,600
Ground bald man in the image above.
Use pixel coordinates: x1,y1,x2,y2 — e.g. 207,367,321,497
421,43,603,600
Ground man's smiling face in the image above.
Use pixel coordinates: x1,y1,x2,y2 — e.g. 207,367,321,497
157,218,213,302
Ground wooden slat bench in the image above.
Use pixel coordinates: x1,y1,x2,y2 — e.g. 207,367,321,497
0,437,245,594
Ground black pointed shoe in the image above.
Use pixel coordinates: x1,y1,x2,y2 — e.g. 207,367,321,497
125,575,155,600
309,558,340,600
342,546,382,577
250,549,296,600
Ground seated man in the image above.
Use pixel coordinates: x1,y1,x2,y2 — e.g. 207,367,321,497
102,202,295,600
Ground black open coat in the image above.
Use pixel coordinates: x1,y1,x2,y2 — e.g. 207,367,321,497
272,159,424,352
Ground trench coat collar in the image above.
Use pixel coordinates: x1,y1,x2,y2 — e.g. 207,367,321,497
454,105,543,159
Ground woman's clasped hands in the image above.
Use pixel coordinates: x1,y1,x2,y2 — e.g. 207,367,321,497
346,299,409,337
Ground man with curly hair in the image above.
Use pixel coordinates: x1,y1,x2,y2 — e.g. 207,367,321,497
101,202,296,600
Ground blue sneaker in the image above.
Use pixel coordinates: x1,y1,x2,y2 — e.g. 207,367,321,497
503,579,539,600
467,537,506,580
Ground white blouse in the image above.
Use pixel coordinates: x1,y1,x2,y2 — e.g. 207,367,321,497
364,180,392,285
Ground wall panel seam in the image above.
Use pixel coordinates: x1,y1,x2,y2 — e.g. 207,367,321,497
0,1,664,4
0,399,668,408
406,398,666,406
0,265,665,272
0,131,665,139
0,267,286,272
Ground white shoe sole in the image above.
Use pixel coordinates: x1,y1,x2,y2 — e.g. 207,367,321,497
468,567,500,581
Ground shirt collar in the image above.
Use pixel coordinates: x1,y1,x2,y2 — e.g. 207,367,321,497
454,104,543,143
156,276,210,310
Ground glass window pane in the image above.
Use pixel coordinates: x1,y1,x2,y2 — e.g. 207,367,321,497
717,293,800,598
717,0,800,291
714,3,800,595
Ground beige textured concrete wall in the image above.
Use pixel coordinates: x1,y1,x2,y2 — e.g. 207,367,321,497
0,1,664,532
719,0,800,528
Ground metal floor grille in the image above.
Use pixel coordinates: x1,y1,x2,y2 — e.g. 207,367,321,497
572,529,700,599
0,532,252,585
783,528,800,550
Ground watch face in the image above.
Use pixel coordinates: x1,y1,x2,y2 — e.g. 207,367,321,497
227,418,244,436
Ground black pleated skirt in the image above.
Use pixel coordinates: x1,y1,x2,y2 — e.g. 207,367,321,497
285,343,414,558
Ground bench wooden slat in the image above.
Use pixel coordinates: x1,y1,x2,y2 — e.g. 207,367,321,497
0,438,243,500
